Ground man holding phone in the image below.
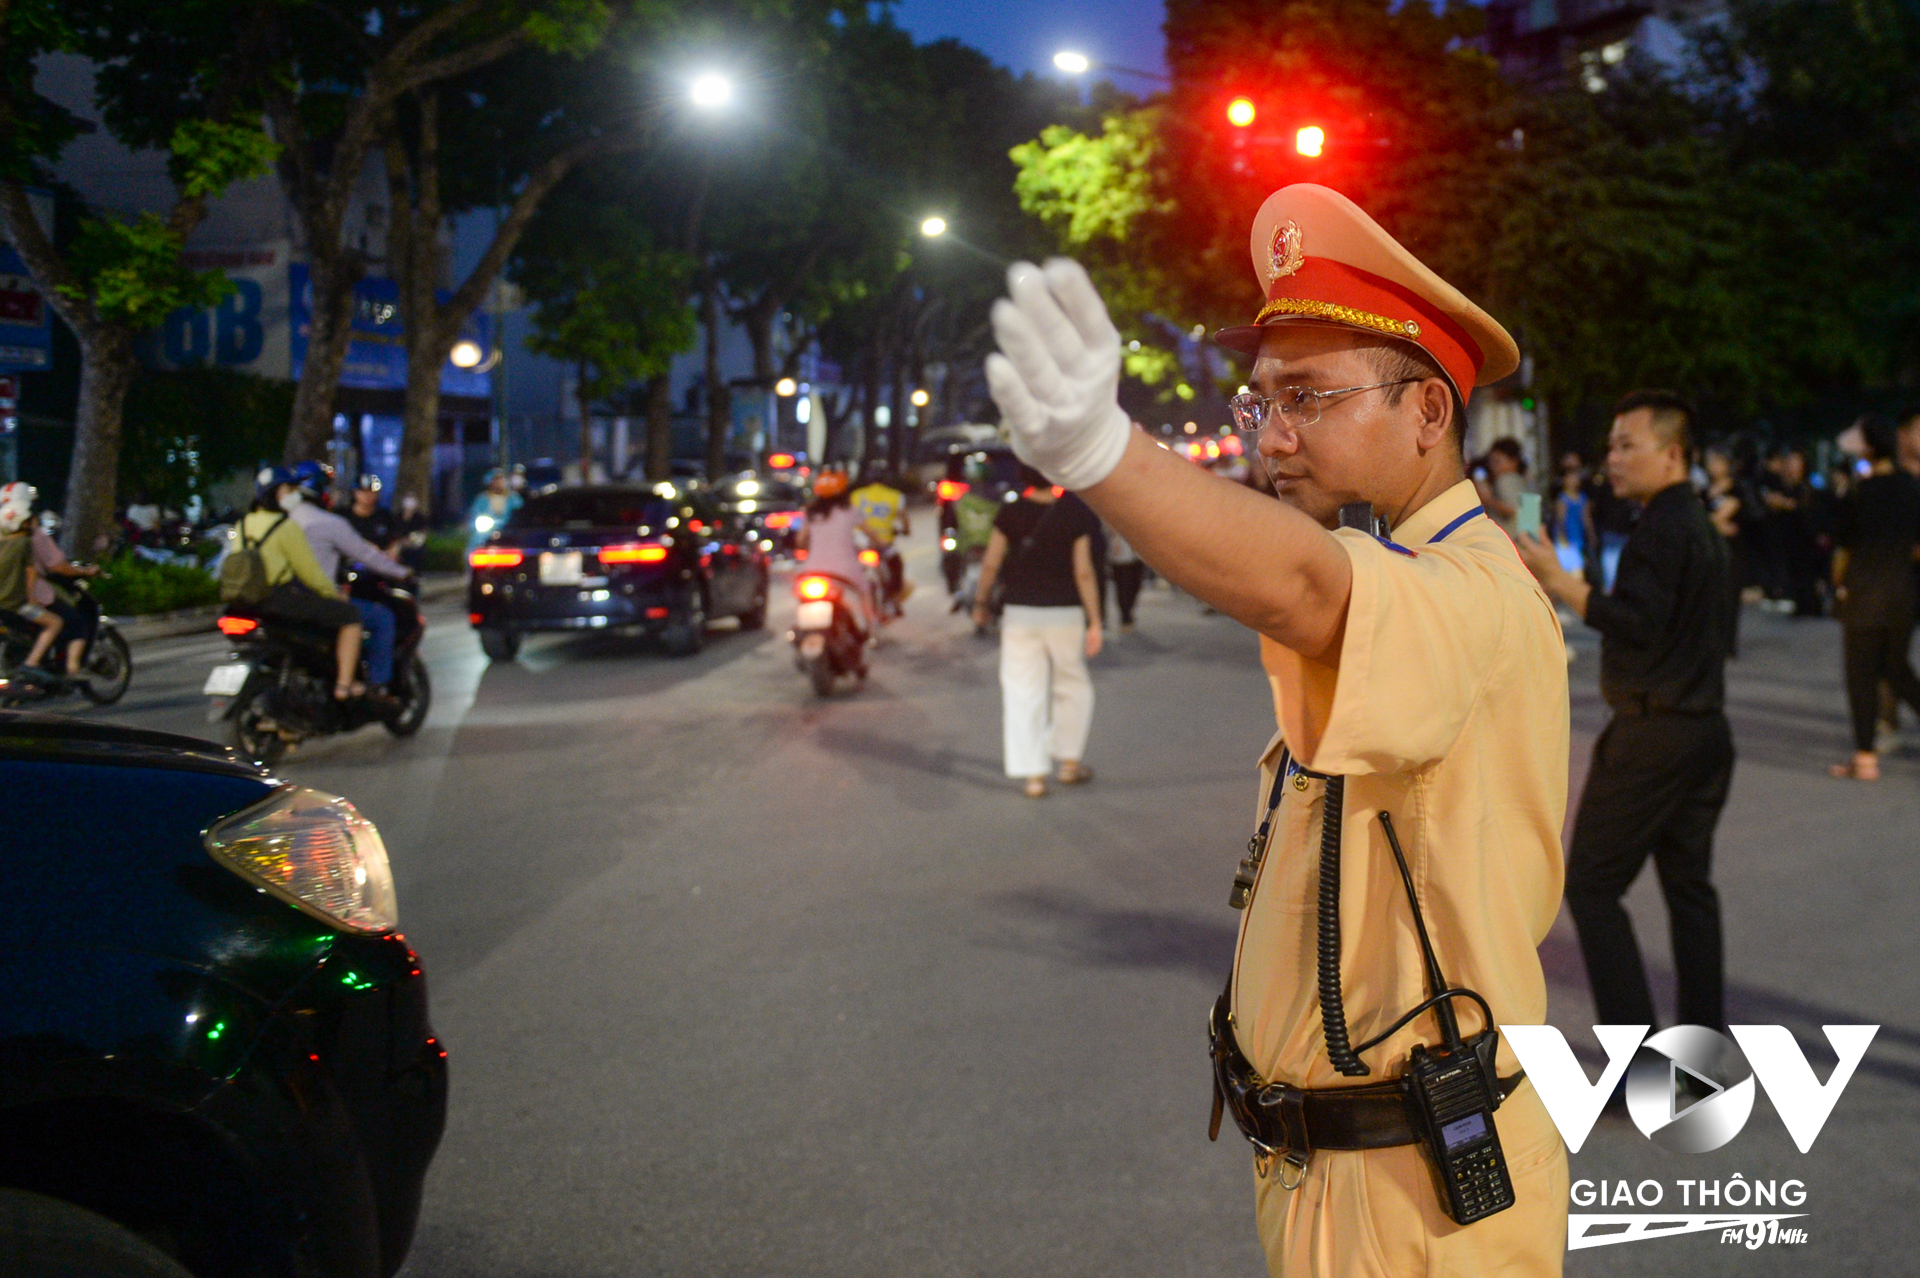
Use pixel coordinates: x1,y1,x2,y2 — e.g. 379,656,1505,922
1515,392,1736,1035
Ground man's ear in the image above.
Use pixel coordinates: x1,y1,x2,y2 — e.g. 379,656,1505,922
1413,379,1454,453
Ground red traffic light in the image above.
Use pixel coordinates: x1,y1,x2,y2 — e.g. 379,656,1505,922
1295,125,1325,157
1226,98,1256,128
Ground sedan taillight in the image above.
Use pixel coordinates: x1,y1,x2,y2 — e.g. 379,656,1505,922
599,543,669,565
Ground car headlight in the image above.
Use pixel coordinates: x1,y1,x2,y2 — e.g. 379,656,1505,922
204,786,399,933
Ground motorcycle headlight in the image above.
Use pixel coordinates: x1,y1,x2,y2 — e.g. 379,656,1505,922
204,786,399,933
474,514,495,533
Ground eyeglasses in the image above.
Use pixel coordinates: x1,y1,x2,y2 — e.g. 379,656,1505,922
1227,379,1423,433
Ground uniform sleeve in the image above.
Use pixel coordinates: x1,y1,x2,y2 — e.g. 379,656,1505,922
1267,529,1512,775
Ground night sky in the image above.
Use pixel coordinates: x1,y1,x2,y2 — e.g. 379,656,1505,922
888,0,1169,82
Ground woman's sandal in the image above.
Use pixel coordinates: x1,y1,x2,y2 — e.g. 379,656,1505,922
1023,777,1049,799
334,681,367,701
1828,754,1881,781
1057,764,1094,785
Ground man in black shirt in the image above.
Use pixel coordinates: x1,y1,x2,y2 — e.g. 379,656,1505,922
1518,390,1735,1030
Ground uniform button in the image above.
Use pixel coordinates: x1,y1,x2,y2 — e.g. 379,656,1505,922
1292,774,1309,792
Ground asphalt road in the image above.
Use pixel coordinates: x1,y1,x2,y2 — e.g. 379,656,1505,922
75,525,1920,1277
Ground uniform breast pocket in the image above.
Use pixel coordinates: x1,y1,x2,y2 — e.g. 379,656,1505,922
1248,793,1322,916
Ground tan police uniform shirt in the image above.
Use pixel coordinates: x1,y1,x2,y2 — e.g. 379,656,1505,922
1237,478,1567,1088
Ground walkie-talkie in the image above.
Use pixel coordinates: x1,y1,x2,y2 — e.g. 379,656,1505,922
1405,1038,1516,1224
1374,810,1515,1225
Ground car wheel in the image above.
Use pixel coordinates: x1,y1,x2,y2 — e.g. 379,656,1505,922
661,590,707,657
77,628,133,705
478,626,520,662
383,653,431,737
738,575,768,630
0,1188,197,1278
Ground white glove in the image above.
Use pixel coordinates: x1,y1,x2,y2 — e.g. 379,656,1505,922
984,258,1133,492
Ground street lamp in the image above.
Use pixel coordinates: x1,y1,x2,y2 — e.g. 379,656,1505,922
920,215,947,238
689,72,733,109
1050,49,1171,85
449,339,484,369
1295,125,1325,157
910,388,930,407
1227,97,1256,128
775,377,798,397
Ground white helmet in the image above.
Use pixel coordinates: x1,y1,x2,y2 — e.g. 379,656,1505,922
0,482,36,534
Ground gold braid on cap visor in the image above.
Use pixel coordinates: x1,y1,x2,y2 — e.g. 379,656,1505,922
1255,297,1422,340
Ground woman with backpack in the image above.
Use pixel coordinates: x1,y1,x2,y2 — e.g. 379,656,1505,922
971,465,1103,798
228,467,365,699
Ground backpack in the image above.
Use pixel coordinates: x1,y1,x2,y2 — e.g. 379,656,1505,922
219,515,289,605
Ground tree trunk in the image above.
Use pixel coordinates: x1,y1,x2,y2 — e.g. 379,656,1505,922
62,328,138,559
887,356,909,480
702,279,729,480
578,357,594,481
395,335,443,517
645,373,673,482
285,253,362,462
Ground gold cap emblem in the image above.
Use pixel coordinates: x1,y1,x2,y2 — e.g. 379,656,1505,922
1268,220,1304,283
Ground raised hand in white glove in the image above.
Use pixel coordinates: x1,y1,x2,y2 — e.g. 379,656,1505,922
984,258,1134,492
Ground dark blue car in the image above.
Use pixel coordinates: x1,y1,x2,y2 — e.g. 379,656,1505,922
0,714,446,1277
467,482,770,660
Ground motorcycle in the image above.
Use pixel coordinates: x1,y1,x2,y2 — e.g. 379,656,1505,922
204,573,431,766
0,574,134,708
789,570,870,697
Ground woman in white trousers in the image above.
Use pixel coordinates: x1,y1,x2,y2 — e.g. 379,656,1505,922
972,477,1104,797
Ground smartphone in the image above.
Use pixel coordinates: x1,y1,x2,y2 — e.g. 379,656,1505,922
1515,492,1542,538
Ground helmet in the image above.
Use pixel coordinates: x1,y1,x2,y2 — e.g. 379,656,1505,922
0,482,36,534
354,472,383,494
291,460,333,500
255,464,297,501
812,469,849,500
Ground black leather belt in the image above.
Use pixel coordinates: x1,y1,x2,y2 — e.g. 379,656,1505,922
1208,990,1524,1164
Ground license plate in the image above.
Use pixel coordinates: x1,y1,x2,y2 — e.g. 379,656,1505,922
794,600,835,630
203,662,249,696
539,551,583,585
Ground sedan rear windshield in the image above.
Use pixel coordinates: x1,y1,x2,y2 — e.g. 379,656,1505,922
510,492,673,529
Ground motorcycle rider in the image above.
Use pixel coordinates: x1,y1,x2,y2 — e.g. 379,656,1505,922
346,473,400,556
794,467,874,632
241,468,366,699
286,461,414,699
467,467,522,551
0,482,64,679
851,464,911,613
29,503,103,674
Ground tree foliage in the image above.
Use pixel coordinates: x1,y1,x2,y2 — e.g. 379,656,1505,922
1010,0,1920,446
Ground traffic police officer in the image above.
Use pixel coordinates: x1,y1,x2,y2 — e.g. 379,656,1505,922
986,184,1569,1275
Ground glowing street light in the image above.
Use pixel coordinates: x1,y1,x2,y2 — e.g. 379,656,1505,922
1295,125,1325,157
449,339,485,369
920,215,947,237
910,388,930,407
775,377,798,397
689,72,733,109
1051,49,1170,84
1226,97,1256,128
